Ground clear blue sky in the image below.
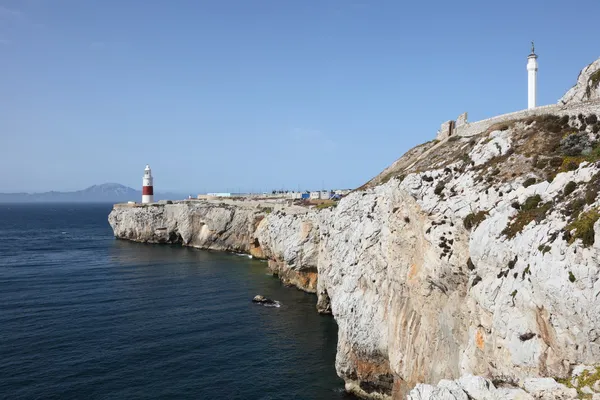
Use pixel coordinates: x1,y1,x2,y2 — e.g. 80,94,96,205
1,0,598,193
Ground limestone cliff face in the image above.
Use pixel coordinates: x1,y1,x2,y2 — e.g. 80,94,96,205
560,57,600,105
108,202,266,254
109,71,600,400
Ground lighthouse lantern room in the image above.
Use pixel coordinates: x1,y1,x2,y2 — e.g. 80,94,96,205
142,165,154,204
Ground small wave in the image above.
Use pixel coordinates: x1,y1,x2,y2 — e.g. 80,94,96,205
262,301,281,308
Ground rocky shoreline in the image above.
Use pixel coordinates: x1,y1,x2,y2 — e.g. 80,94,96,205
109,58,600,399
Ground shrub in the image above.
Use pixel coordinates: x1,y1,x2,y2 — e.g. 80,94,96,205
549,157,564,168
579,124,588,132
522,195,542,211
563,181,577,196
586,114,598,125
522,265,531,279
519,332,536,341
565,208,600,247
564,197,586,219
502,195,551,238
534,158,547,169
585,173,600,204
523,177,537,188
560,132,591,156
434,181,445,196
464,211,488,230
569,271,576,283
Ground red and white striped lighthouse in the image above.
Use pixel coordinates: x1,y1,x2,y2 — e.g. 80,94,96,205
142,165,154,204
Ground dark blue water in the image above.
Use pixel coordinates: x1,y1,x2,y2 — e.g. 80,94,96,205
0,203,349,399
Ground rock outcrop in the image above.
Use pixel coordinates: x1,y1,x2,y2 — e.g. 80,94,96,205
560,57,600,105
109,61,600,399
108,201,265,254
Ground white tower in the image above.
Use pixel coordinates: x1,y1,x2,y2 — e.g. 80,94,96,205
527,41,538,109
142,165,154,204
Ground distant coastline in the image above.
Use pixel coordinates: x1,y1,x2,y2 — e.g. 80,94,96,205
0,183,187,203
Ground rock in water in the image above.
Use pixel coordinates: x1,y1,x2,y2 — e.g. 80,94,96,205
252,295,279,306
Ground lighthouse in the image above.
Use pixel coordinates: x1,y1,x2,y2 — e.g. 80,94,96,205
527,41,538,109
142,165,154,204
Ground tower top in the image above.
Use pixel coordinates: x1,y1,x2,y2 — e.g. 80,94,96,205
529,41,537,58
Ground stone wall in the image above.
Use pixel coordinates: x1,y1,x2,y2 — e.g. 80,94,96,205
436,120,454,140
437,99,600,141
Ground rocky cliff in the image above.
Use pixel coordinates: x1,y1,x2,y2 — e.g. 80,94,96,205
109,59,600,399
560,57,600,105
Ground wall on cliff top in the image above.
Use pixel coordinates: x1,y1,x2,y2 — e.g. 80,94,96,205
434,57,600,142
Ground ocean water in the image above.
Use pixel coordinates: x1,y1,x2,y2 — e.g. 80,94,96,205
0,203,351,400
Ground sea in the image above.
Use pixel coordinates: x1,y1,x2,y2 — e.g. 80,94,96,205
0,203,352,400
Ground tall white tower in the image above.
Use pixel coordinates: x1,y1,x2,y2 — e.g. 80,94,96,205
142,165,154,204
527,41,538,109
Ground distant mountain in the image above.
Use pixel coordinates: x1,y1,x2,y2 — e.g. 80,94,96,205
0,183,188,203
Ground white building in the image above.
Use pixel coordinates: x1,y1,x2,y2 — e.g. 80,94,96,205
320,190,332,200
527,41,538,109
310,191,320,200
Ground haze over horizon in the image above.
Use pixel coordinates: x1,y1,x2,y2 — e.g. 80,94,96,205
1,0,599,193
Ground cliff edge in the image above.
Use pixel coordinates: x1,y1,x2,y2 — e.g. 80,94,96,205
109,58,600,399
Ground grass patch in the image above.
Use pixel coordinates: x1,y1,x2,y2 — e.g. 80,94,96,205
315,201,337,210
502,195,551,238
564,208,600,247
556,366,600,399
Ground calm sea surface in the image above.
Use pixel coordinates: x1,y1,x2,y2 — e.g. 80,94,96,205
0,203,350,399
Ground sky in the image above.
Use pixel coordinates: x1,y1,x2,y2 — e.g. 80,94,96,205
1,0,599,193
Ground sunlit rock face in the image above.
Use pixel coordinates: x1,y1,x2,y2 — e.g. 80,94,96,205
110,59,600,399
560,57,600,105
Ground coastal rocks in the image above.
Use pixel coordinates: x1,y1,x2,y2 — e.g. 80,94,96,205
559,57,600,105
408,375,577,400
255,215,321,293
252,295,280,307
108,202,269,254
